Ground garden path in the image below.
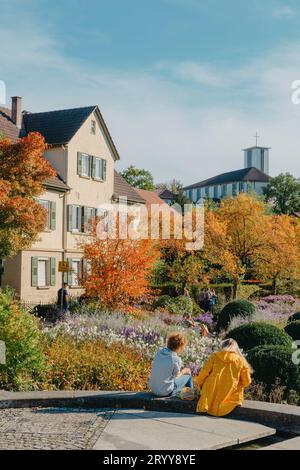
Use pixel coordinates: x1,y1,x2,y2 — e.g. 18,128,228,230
93,409,275,450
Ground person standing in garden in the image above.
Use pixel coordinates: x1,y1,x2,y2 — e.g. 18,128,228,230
57,282,69,314
149,332,193,397
195,338,252,416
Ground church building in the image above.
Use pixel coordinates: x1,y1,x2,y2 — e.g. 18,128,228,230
183,143,270,203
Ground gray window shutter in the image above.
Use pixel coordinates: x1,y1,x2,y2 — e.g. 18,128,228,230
67,205,73,231
50,201,56,230
50,257,56,286
91,156,96,179
77,153,82,176
67,258,73,285
82,258,89,275
103,159,107,181
31,257,38,287
82,206,88,232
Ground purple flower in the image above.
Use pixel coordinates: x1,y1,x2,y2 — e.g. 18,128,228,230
188,363,201,376
194,313,214,326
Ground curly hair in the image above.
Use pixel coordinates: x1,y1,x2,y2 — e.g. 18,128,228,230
167,332,187,352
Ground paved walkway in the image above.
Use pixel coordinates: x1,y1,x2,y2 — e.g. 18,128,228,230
93,409,275,450
261,437,300,450
0,407,276,450
0,408,113,450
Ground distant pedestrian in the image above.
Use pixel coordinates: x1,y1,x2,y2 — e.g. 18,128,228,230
57,283,69,313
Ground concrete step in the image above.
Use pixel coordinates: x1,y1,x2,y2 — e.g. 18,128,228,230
93,409,276,450
261,436,300,450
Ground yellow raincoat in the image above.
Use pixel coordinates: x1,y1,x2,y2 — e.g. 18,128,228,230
196,350,251,417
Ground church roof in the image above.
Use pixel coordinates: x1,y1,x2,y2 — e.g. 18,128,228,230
183,167,270,190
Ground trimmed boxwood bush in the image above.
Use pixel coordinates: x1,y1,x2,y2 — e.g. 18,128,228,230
247,345,300,392
216,300,255,331
285,320,300,341
227,322,293,351
288,312,300,323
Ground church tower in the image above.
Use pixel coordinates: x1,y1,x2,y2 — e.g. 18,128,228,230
243,134,270,175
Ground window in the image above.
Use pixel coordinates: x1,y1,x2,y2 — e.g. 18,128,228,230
91,120,96,135
94,157,106,181
221,185,227,197
38,258,48,287
31,257,56,287
83,206,96,232
38,199,56,230
39,200,50,229
81,154,91,177
213,186,218,199
232,182,238,196
205,187,209,198
239,182,245,192
71,205,81,231
196,188,201,201
189,190,193,201
71,260,81,287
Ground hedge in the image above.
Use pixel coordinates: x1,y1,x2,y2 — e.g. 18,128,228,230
285,321,300,341
247,345,300,392
216,300,255,331
227,322,293,351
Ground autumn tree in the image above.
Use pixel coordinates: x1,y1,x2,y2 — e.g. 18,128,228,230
254,215,300,294
0,133,56,257
216,193,270,299
82,214,159,311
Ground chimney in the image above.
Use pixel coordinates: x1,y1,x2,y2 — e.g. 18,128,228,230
11,96,22,129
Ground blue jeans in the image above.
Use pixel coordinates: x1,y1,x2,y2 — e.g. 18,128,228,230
172,374,193,396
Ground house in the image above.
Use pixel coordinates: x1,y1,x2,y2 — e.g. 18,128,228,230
183,145,270,203
154,188,177,205
0,96,143,305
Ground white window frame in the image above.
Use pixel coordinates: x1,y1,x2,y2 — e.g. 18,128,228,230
38,257,49,287
72,205,82,232
94,157,104,181
39,199,50,229
70,259,81,287
81,153,91,177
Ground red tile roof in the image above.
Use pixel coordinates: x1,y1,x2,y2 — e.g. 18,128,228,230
113,171,145,204
0,107,21,142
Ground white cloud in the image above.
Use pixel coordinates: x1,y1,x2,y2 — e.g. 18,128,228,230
2,6,300,186
272,5,296,19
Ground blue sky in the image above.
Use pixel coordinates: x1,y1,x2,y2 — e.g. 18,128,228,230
1,0,300,184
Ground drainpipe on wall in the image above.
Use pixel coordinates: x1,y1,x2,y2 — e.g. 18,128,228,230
62,145,69,280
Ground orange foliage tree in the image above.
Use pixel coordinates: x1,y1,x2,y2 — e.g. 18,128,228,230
0,133,56,257
215,193,271,298
254,215,300,294
82,214,160,311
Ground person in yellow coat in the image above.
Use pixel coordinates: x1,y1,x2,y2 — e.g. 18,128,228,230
195,338,252,417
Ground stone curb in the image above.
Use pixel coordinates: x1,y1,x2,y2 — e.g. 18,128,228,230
0,391,299,434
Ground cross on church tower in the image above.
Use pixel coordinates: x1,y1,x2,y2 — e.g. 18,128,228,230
254,132,260,147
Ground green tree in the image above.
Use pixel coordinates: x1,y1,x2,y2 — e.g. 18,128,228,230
264,173,300,215
120,165,154,190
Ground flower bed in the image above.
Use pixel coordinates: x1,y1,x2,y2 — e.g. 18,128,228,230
44,311,221,378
